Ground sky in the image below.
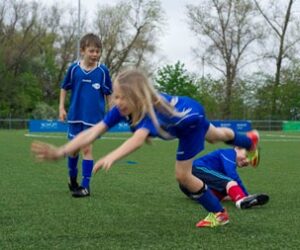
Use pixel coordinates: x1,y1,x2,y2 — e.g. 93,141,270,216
35,0,200,73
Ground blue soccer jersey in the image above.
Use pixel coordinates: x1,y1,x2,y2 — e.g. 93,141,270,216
193,149,248,195
103,93,210,160
61,62,112,126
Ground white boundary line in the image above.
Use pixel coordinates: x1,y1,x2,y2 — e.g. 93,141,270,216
24,133,300,142
24,133,128,140
263,139,300,142
265,133,300,139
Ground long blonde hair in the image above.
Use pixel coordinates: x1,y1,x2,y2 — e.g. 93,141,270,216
114,69,185,138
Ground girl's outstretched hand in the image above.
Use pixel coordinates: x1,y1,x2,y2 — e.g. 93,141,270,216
31,141,65,161
93,156,114,173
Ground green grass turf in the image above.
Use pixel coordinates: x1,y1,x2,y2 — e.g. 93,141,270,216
0,130,300,249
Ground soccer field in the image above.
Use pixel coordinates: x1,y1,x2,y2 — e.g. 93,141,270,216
1,130,300,249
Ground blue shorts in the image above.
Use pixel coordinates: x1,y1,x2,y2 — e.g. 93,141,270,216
192,166,233,194
67,123,92,140
176,118,210,161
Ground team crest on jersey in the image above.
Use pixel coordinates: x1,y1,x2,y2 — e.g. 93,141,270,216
92,83,101,90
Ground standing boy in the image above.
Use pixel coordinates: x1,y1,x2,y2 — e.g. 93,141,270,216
59,33,112,198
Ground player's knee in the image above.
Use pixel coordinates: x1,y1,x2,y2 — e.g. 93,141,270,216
206,127,234,143
179,184,207,201
175,172,189,184
179,184,192,197
82,146,92,157
69,151,79,157
226,181,238,190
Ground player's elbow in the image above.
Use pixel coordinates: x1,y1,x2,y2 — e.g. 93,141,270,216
132,129,149,147
132,136,147,148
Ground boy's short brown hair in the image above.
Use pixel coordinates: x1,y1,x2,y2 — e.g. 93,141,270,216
80,33,102,50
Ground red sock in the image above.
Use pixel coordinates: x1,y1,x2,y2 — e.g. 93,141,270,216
211,189,226,201
227,185,246,202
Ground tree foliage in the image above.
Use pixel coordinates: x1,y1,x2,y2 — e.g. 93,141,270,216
0,0,299,120
186,0,263,118
253,0,300,119
155,61,199,99
253,63,300,120
94,0,165,76
0,0,164,118
31,102,57,120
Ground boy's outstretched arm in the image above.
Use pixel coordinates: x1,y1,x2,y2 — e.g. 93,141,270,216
31,121,108,161
93,128,149,172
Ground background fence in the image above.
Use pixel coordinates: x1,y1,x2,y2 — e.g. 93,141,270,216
0,119,30,130
1,118,300,131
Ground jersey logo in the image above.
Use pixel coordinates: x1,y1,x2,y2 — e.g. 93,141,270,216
170,96,178,106
92,83,101,90
82,79,92,83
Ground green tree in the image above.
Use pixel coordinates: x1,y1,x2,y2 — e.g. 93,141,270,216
276,63,300,120
154,61,199,100
254,0,300,119
187,0,263,118
194,76,223,119
0,0,166,118
0,1,78,117
94,0,165,76
250,62,300,120
31,102,57,120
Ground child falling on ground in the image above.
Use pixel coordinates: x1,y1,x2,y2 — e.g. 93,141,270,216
179,147,269,211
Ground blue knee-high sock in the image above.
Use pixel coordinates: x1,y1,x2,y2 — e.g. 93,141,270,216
81,159,93,189
68,156,79,178
193,185,224,213
226,131,252,150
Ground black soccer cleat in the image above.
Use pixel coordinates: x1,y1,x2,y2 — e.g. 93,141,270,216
68,177,79,192
72,186,90,198
236,194,269,209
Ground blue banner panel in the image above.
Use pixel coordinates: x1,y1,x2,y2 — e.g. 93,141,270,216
29,120,68,132
211,120,252,132
29,120,250,133
29,120,131,133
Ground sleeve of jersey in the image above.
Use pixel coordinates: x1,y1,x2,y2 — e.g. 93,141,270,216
101,65,113,95
222,150,249,195
60,64,75,90
134,116,155,136
102,106,123,129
